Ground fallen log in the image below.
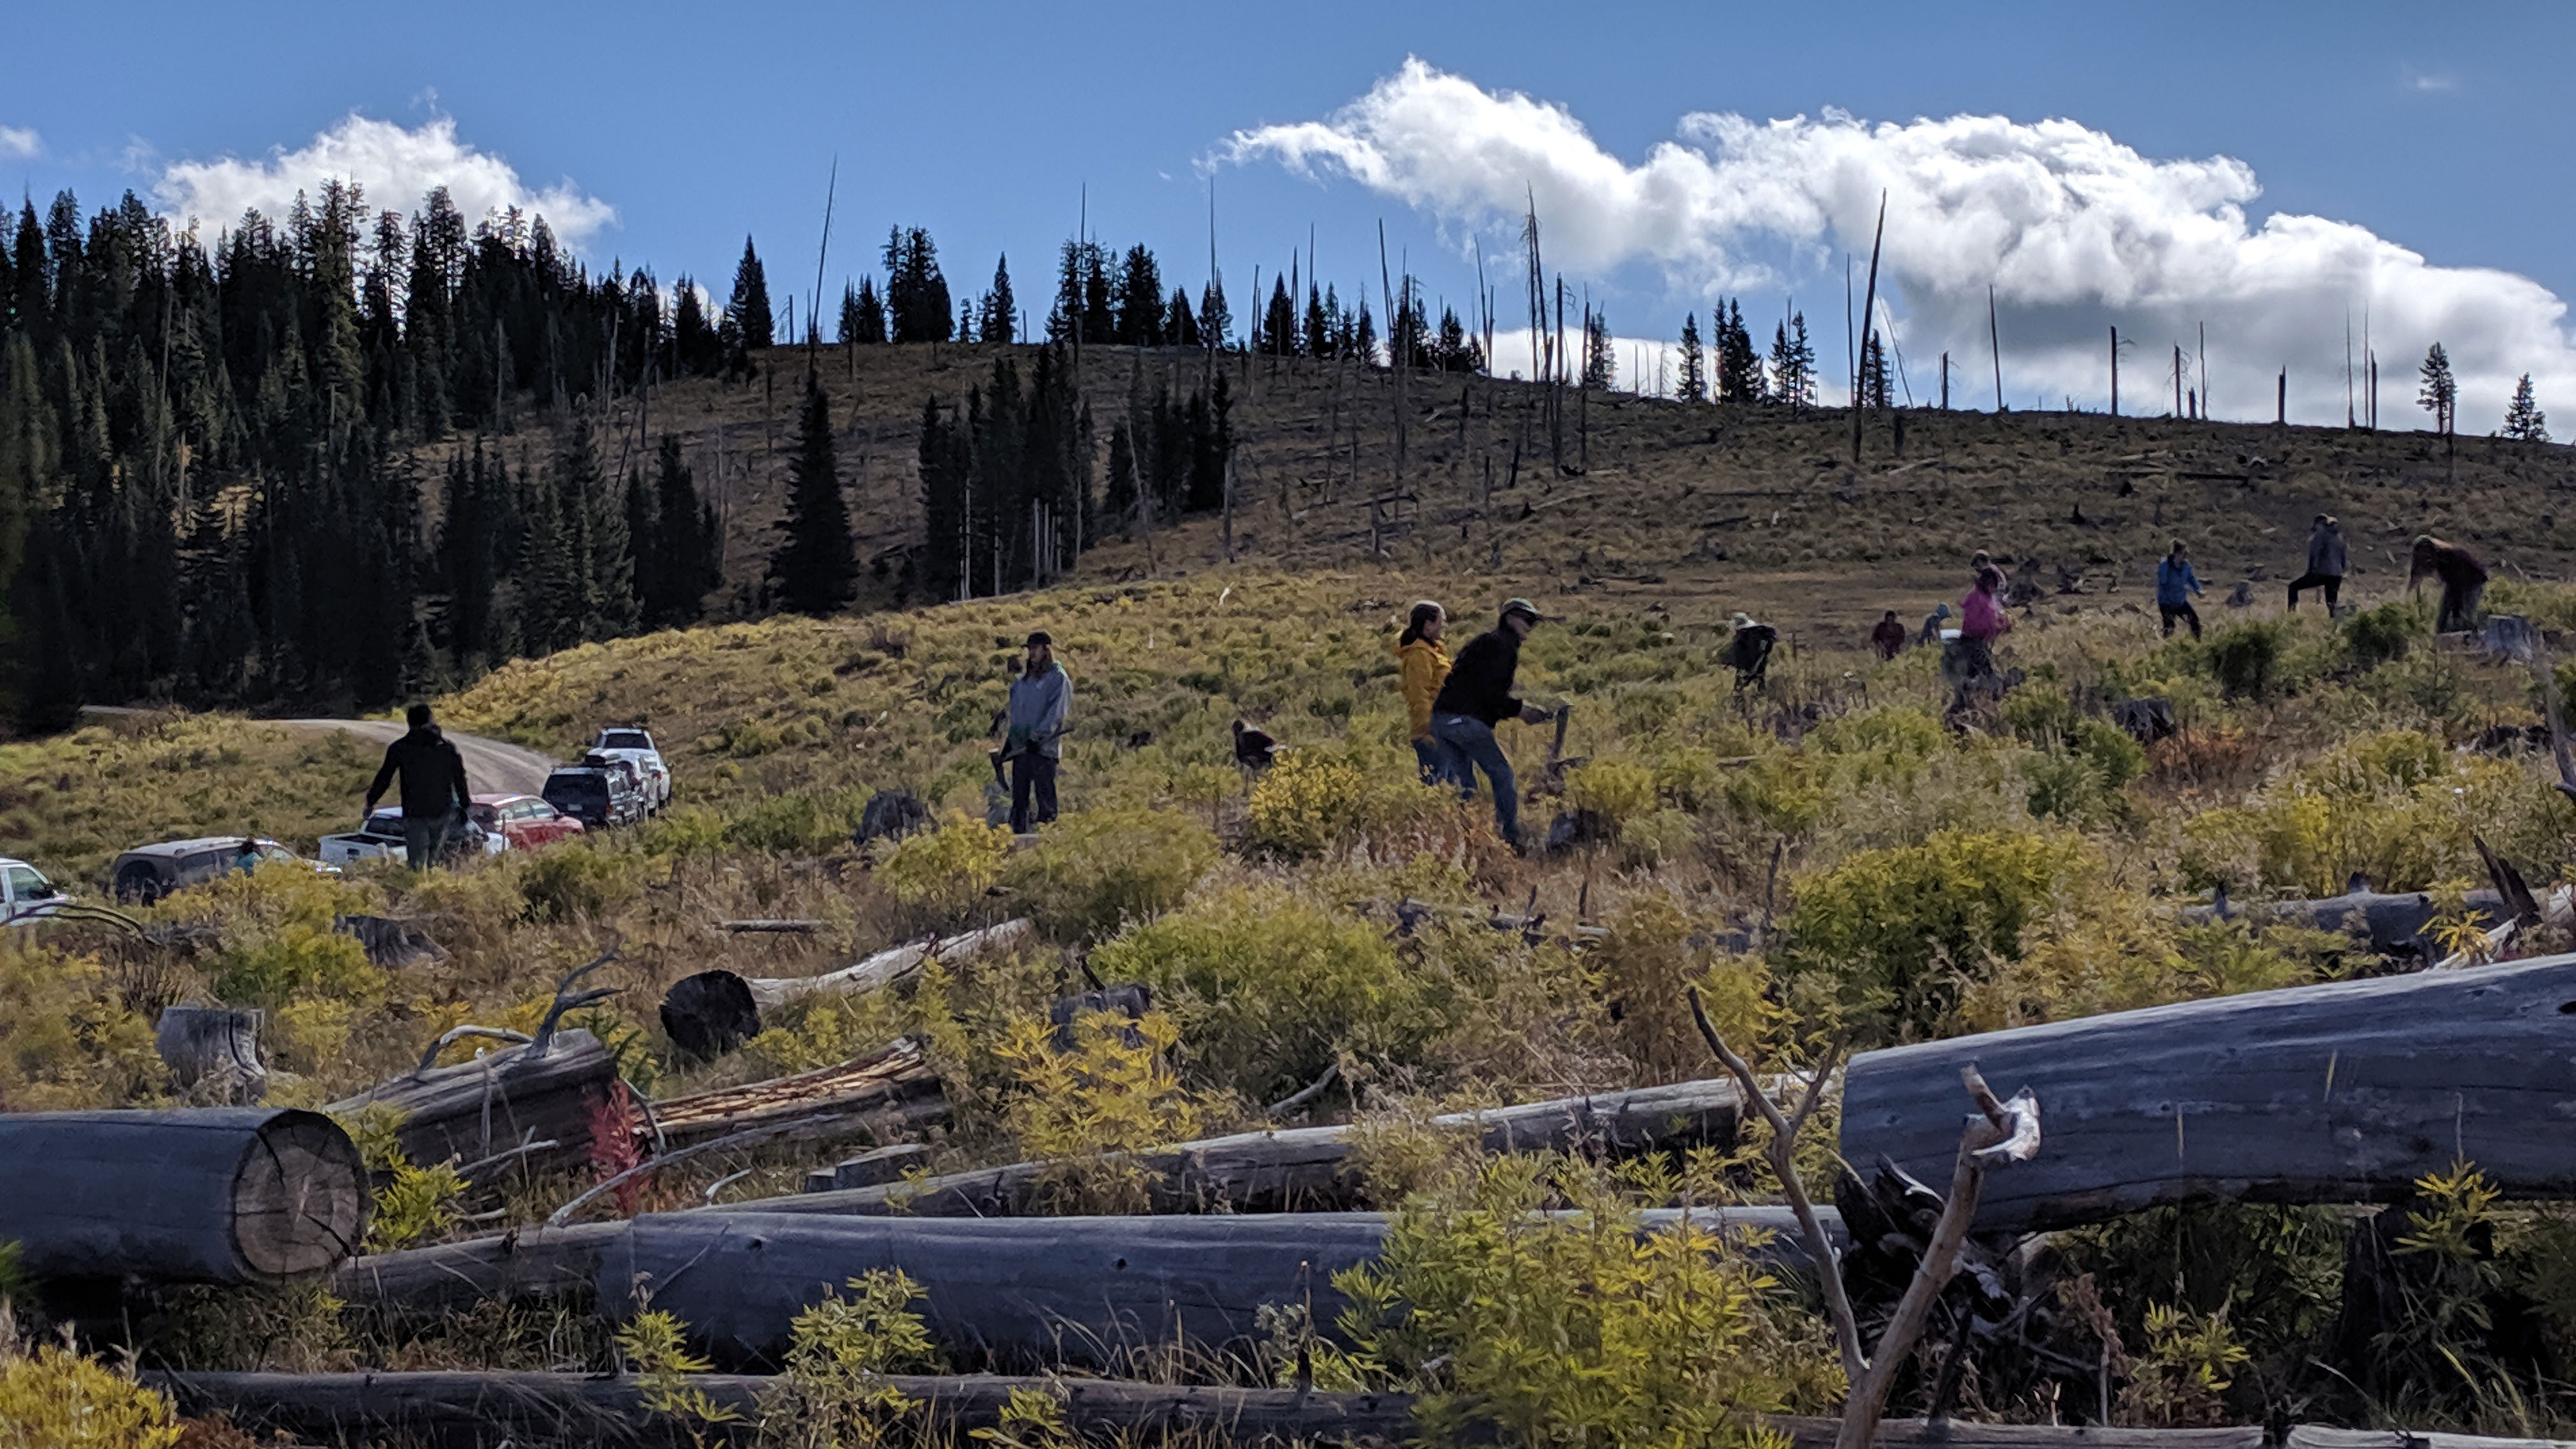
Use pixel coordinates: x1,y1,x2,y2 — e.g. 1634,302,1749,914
756,1077,1747,1217
2178,886,2503,960
155,1369,1418,1448
328,1028,617,1182
732,918,1035,1013
1838,953,2576,1235
342,1207,1833,1363
641,1038,942,1150
0,1107,367,1284
155,1005,267,1104
804,1142,932,1193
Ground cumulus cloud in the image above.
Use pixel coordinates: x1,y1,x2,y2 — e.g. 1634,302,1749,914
155,113,613,248
0,126,38,160
1228,59,2575,427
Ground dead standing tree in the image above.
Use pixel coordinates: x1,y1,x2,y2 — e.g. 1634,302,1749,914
1687,986,2041,1449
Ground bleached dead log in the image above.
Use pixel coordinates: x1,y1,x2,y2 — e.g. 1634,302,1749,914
155,1369,1420,1448
643,1039,942,1149
750,1077,1747,1218
1838,953,2576,1234
739,919,1034,1012
0,1108,367,1284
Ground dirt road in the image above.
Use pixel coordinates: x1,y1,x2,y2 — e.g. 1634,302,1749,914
277,720,559,798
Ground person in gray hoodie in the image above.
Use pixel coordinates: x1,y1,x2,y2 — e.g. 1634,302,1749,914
1003,631,1072,832
2287,514,2347,612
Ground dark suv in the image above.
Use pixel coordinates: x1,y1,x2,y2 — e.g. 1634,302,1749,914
542,766,643,830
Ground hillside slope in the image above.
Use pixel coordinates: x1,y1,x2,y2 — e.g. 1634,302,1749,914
445,341,2576,642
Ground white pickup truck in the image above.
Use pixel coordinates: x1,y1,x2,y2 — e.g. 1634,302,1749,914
587,727,671,812
319,808,502,866
0,857,71,925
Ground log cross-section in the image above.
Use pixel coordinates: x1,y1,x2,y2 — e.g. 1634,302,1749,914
0,1107,367,1284
1838,953,2576,1234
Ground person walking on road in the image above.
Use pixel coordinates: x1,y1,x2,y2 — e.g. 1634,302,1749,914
2157,540,2206,640
363,704,473,869
2409,535,2489,634
1004,631,1072,833
1393,601,1453,786
1430,598,1553,851
2287,515,2346,612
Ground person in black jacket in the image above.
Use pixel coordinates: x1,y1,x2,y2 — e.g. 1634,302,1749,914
363,704,473,868
1429,598,1552,850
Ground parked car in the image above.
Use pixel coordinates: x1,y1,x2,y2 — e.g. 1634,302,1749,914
111,837,336,905
1,857,70,924
318,808,502,867
541,765,645,832
587,726,671,811
466,792,586,851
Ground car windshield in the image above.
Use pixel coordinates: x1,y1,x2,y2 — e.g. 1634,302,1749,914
599,731,651,750
261,845,298,864
4,865,46,899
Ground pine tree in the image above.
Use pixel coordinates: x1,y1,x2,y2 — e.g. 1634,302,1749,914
2504,373,2550,443
2419,342,2457,435
981,255,1017,346
724,235,774,356
1860,330,1892,409
1165,287,1200,349
916,395,967,601
1115,246,1164,346
1263,275,1296,357
1676,312,1707,403
1581,311,1614,390
769,375,855,614
1198,279,1231,351
1081,246,1114,345
883,227,952,344
1770,313,1815,412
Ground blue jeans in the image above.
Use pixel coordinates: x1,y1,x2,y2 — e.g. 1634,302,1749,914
1411,737,1452,787
1432,713,1518,848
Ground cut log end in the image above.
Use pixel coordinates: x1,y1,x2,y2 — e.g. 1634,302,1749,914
233,1110,370,1278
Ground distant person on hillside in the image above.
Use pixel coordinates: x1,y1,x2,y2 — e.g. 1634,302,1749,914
1945,568,2012,721
1004,631,1072,833
1919,602,1952,645
2410,535,2489,633
1431,598,1553,852
363,704,472,869
2287,515,2347,612
1871,610,1907,660
1392,601,1453,785
1971,549,2008,596
2157,540,2206,640
1725,611,1778,691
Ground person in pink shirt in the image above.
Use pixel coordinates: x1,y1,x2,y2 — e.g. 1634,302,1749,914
1945,566,2012,722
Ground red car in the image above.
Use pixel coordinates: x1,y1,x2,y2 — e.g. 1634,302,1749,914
467,793,587,851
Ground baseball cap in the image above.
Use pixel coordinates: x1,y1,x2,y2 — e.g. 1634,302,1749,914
1501,598,1543,624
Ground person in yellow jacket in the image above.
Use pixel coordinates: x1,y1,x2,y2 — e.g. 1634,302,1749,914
1393,600,1453,784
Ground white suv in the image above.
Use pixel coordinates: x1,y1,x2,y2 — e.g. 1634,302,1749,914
589,727,671,812
1,857,70,925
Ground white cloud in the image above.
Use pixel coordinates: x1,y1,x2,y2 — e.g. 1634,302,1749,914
0,126,38,160
155,113,613,248
1227,59,2576,428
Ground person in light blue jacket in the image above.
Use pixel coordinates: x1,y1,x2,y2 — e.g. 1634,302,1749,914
2156,540,2205,640
1003,631,1071,832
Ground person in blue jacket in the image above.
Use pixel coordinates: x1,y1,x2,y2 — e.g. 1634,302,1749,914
2157,540,2206,640
1002,631,1072,832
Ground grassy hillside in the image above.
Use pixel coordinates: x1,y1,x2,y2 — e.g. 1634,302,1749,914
452,340,2576,644
5,354,2576,1432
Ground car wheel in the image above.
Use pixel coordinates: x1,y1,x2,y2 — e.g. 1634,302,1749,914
115,865,162,906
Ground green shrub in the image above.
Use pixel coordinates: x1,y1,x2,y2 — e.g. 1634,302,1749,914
872,809,1009,923
2345,600,2424,668
213,926,381,1011
723,788,869,854
1781,828,2099,1041
519,844,642,923
2206,620,2286,700
1564,758,1658,832
1321,1156,1836,1446
1086,884,1432,1102
1002,806,1217,941
1246,746,1450,858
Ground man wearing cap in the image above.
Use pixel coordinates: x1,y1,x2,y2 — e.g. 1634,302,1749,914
1004,631,1072,833
1429,599,1553,851
2288,515,2346,612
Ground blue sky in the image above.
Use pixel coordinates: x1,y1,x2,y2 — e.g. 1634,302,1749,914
8,1,2572,424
